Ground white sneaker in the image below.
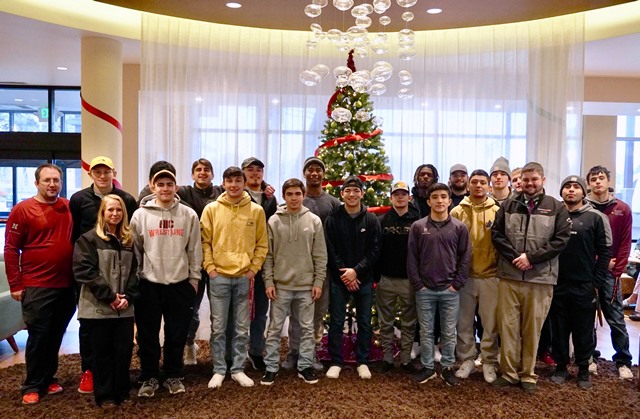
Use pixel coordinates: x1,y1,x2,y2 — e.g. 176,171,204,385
588,361,598,375
618,365,633,380
455,359,475,379
326,366,342,379
434,346,442,363
474,353,483,368
231,372,254,387
207,373,225,389
411,342,420,360
482,363,497,383
357,364,372,380
184,343,198,366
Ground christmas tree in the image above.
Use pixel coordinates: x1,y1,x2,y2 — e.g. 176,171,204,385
316,51,393,209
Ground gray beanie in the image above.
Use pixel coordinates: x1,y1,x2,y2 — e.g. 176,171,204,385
560,175,587,197
490,157,511,179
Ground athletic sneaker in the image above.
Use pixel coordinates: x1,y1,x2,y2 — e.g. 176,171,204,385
550,369,567,385
618,365,633,380
298,367,319,384
207,373,225,389
521,381,537,393
138,378,159,398
415,368,437,384
261,371,277,386
47,383,64,395
247,353,266,371
455,360,475,379
163,377,186,394
22,392,39,405
78,370,93,394
441,367,460,386
482,363,497,383
184,342,199,366
231,372,255,387
577,369,592,389
326,365,342,379
357,364,372,379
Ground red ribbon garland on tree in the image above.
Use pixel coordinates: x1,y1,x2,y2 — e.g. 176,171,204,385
314,128,383,156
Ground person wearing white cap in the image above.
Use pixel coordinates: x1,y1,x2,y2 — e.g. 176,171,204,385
448,164,469,208
130,167,203,398
69,156,138,395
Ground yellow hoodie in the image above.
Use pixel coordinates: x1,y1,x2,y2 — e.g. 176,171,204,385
450,196,499,278
200,191,268,278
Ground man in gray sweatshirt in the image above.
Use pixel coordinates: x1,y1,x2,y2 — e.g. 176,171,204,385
260,178,327,386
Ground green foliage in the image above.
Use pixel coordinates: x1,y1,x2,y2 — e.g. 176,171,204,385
318,85,392,207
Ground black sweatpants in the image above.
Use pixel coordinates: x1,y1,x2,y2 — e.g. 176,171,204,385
134,279,195,381
86,317,134,405
550,280,596,368
21,286,75,395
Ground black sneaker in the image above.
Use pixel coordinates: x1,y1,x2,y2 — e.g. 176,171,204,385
380,361,395,373
550,369,567,385
298,367,319,384
401,362,416,374
248,353,266,371
441,367,460,386
577,369,592,390
521,381,537,394
415,368,437,384
260,371,276,386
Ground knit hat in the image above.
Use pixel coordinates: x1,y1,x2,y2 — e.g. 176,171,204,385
303,156,325,172
449,164,468,176
391,180,410,194
560,175,587,197
490,157,511,179
342,175,364,191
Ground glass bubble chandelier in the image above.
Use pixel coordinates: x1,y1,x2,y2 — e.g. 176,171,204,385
299,0,416,99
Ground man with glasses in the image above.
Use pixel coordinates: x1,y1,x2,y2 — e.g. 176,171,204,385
69,156,138,394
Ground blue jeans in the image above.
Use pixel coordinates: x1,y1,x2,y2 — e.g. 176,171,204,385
415,286,459,369
328,280,373,366
597,272,632,366
264,290,315,372
209,275,250,374
249,272,269,358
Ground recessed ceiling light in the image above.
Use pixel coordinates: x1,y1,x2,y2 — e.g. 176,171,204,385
195,97,203,102
494,104,502,109
271,99,280,105
427,8,442,14
14,98,23,102
226,2,242,8
57,66,68,71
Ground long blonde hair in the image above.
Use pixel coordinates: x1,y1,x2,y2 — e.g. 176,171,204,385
96,194,133,246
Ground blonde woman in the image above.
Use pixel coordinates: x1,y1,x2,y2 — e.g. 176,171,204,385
73,194,139,410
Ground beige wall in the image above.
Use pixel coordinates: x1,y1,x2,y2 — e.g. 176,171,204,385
121,63,140,195
585,76,640,102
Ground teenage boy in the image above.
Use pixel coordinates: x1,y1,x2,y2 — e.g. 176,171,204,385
585,165,634,380
551,176,611,390
130,167,203,397
448,164,469,208
491,162,571,393
260,178,327,386
407,183,471,386
450,169,501,383
201,166,268,389
324,175,382,380
376,180,420,373
179,158,223,365
70,156,138,393
511,167,523,194
5,163,76,405
489,156,511,205
241,156,277,371
411,164,439,217
283,156,340,371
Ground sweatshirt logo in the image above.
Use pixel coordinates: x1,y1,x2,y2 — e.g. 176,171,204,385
247,220,255,226
11,222,18,230
149,219,185,237
360,228,366,233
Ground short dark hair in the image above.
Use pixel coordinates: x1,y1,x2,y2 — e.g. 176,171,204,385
222,166,245,181
427,182,450,198
469,169,490,182
413,164,439,185
587,165,611,181
522,162,545,177
191,158,213,174
282,178,306,197
35,163,62,182
148,161,176,181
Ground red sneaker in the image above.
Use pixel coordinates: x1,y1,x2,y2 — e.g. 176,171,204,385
540,351,556,366
78,370,94,394
22,392,40,405
47,383,64,395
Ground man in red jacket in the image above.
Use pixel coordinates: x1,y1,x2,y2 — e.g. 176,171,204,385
4,163,76,405
585,165,634,380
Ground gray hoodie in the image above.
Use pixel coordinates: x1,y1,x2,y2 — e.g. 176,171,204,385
130,194,203,286
263,205,327,291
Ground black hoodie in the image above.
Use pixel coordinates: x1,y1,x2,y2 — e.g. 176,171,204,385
377,204,421,279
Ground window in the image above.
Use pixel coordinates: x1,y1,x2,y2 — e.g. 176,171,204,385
616,115,640,239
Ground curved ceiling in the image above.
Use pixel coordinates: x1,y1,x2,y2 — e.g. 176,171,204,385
97,0,632,32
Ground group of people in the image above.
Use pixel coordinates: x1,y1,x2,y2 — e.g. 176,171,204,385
3,153,635,410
